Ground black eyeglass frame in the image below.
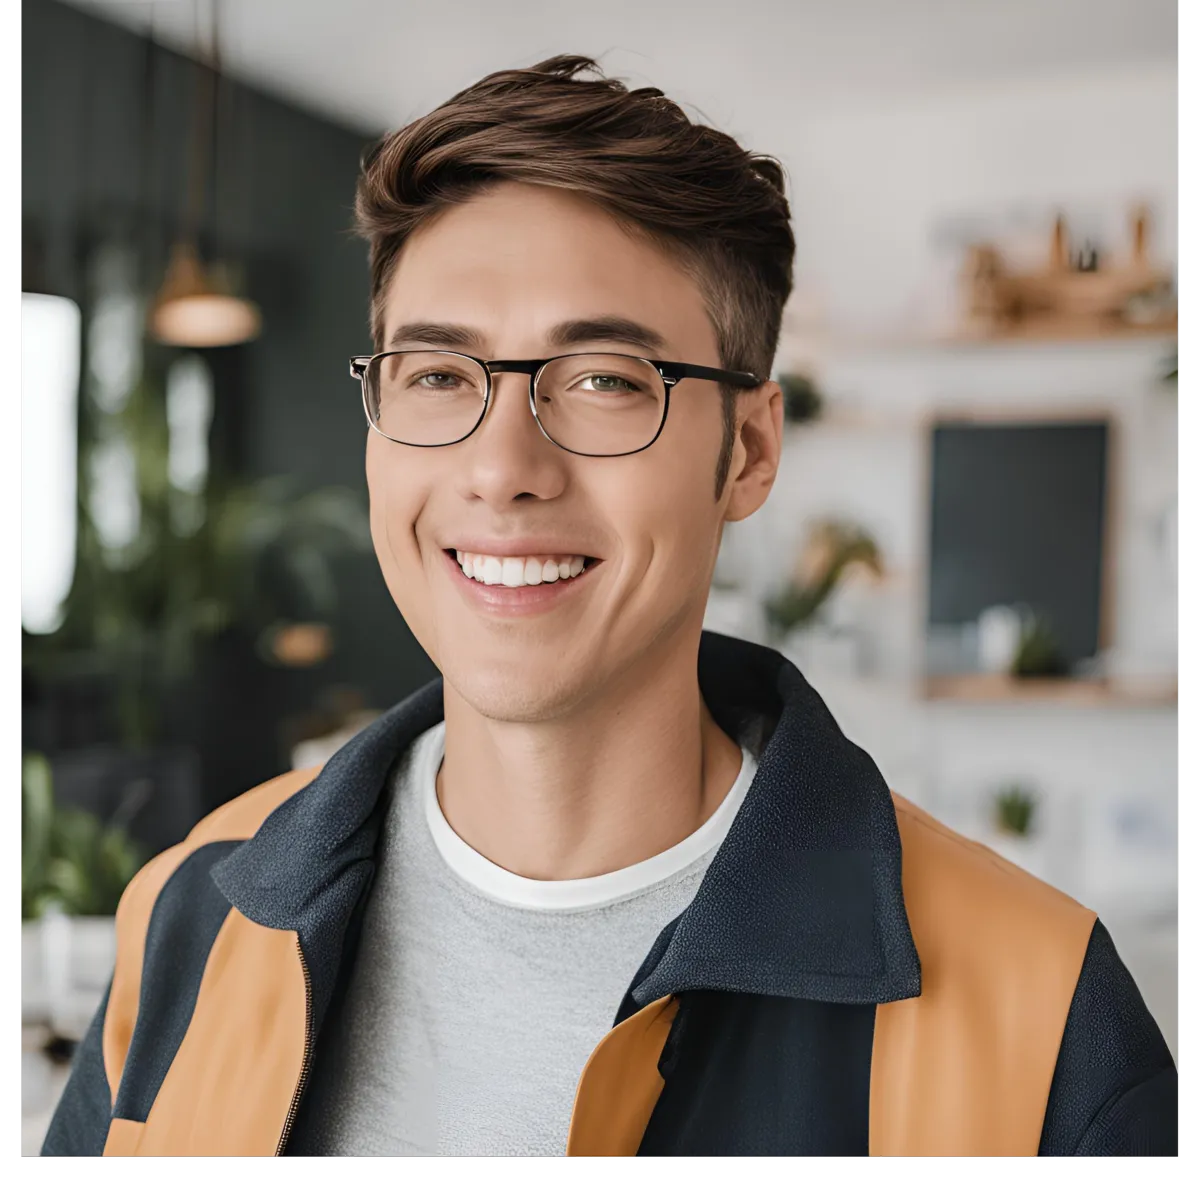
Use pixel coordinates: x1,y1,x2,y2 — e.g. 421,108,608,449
348,350,763,457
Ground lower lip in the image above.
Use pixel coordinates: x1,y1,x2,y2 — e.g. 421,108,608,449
441,550,602,615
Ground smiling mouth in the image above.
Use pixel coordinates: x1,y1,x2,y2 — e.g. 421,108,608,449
443,548,600,588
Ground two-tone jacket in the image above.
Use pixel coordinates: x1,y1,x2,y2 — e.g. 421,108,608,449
43,632,1178,1155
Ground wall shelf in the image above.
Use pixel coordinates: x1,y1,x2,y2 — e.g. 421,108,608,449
782,320,1176,362
937,316,1177,346
923,673,1177,707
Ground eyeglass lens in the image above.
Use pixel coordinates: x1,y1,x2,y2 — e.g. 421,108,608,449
365,352,667,454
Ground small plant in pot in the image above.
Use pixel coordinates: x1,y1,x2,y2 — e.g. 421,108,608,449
764,520,882,671
994,784,1037,838
988,783,1044,879
22,752,148,1038
1010,609,1069,678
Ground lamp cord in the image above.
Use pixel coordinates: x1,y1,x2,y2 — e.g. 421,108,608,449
138,5,158,285
181,0,220,251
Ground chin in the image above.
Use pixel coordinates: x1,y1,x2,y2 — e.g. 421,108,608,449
441,648,595,724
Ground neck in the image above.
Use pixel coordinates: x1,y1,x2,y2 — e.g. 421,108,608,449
435,634,744,881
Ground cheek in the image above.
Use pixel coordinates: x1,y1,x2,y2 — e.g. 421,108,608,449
365,442,427,612
606,449,721,596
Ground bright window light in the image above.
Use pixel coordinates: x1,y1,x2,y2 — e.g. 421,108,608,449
167,353,213,495
167,353,214,536
22,293,82,635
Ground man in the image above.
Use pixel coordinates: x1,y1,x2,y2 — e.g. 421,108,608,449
44,54,1176,1157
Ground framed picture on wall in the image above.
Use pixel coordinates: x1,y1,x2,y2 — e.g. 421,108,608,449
921,413,1113,694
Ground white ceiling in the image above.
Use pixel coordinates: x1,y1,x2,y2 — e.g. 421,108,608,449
62,0,1176,137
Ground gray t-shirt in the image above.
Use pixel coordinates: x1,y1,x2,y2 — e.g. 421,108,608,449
294,722,757,1157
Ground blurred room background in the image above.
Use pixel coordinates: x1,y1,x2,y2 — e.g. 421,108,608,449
21,0,1178,1153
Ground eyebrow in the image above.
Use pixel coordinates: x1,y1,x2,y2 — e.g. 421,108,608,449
386,315,669,357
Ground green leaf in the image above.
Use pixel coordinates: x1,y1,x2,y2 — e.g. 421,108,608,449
22,754,57,920
22,756,149,917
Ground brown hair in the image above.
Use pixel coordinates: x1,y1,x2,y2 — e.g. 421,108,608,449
354,54,795,495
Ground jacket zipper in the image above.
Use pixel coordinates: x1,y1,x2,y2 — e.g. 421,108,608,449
275,941,315,1156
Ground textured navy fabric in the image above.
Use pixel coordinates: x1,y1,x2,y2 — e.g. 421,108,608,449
635,636,920,1006
614,914,684,1025
41,982,113,1156
282,857,379,1156
41,632,1177,1155
638,989,875,1155
112,840,239,1121
1038,920,1177,1155
211,678,444,1032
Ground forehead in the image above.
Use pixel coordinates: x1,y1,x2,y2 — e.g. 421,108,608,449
381,182,715,355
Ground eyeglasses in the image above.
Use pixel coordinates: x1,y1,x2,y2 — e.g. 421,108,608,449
348,350,763,457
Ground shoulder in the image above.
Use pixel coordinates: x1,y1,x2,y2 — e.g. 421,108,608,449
120,766,322,921
888,790,1096,972
101,767,320,1097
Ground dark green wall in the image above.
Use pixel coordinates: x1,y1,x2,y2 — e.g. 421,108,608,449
23,0,437,812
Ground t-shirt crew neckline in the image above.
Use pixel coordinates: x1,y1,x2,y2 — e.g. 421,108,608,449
418,721,756,913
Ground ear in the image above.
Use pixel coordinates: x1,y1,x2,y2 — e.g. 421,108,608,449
723,382,783,522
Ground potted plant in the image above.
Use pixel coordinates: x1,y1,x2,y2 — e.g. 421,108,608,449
987,783,1044,879
22,751,148,1037
1010,609,1069,678
765,519,883,672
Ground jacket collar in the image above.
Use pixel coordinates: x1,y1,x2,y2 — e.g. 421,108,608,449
213,631,920,1019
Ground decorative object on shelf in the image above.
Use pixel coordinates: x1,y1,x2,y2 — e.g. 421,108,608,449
765,519,883,637
977,604,1023,674
149,0,261,347
1010,608,1069,678
958,203,1175,340
776,372,824,424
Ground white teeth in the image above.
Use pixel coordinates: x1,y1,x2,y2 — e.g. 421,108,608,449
454,551,591,588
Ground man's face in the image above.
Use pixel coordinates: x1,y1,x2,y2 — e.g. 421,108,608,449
367,181,775,722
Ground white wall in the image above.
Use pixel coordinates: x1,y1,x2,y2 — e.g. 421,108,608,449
711,61,1179,935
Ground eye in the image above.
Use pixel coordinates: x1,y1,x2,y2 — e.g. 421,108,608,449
412,371,467,389
579,373,640,394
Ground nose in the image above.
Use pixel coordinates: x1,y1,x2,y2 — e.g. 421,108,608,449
455,370,568,508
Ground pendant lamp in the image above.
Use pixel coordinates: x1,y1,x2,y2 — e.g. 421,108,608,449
151,241,260,347
150,0,260,347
